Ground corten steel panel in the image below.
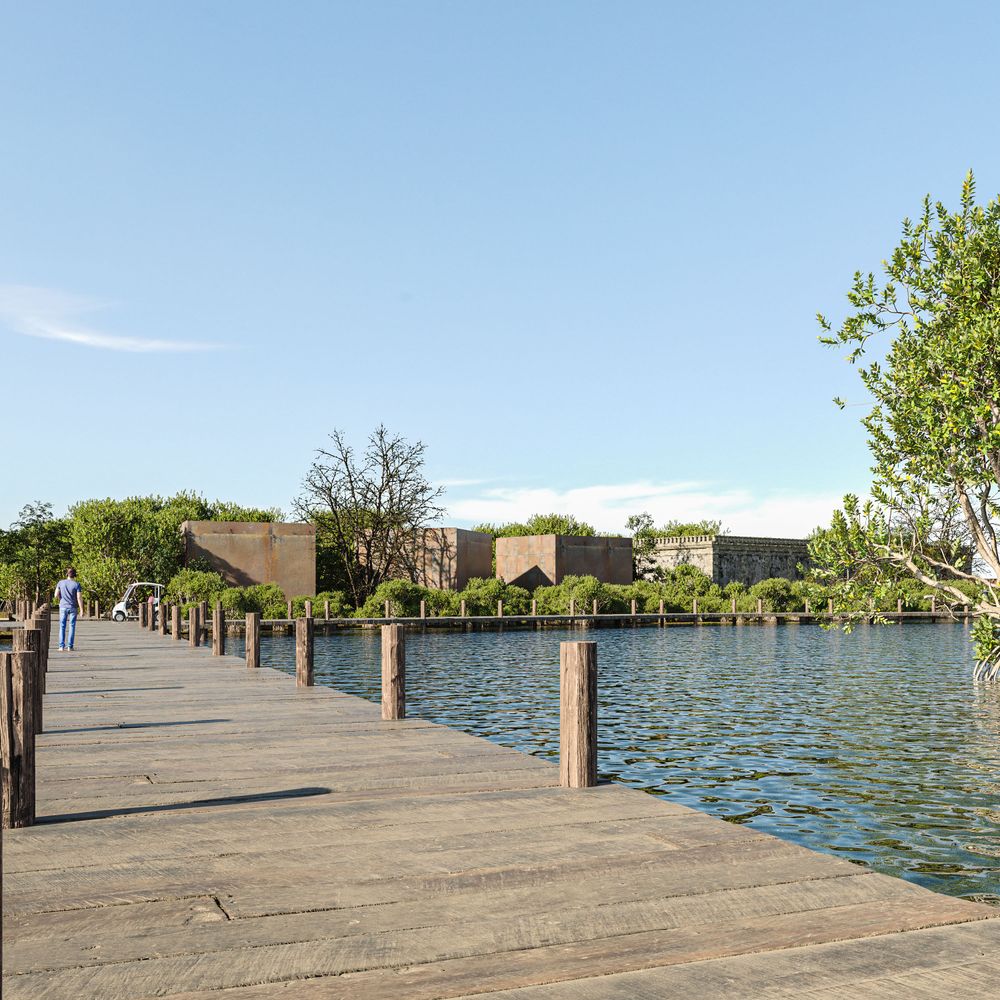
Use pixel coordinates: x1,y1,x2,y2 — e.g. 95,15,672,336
556,536,633,585
390,528,495,591
180,521,316,597
496,535,557,590
496,535,634,588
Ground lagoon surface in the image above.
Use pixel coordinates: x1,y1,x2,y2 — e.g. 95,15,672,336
240,622,999,902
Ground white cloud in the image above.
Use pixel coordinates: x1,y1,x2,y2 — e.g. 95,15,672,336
445,480,845,538
0,284,223,353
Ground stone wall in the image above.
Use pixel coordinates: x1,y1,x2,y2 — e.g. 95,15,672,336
496,535,633,589
180,521,316,597
648,534,809,587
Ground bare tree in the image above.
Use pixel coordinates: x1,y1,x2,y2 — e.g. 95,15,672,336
294,426,446,606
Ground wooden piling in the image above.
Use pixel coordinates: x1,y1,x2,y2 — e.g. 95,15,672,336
13,628,42,735
159,602,169,635
304,600,313,619
693,598,698,615
384,599,391,620
559,641,597,789
631,599,638,616
569,598,575,618
139,602,148,628
324,600,330,620
287,600,293,621
731,597,737,613
898,597,903,614
531,598,537,616
420,599,426,620
189,606,200,648
212,602,226,656
592,598,598,616
757,598,764,615
172,604,181,640
460,599,466,618
1,647,37,828
246,613,260,669
95,599,100,621
380,624,405,720
804,599,811,615
497,600,503,618
295,617,314,687
828,598,834,614
198,601,208,643
660,599,665,616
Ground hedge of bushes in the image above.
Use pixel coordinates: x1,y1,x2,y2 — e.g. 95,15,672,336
163,566,984,620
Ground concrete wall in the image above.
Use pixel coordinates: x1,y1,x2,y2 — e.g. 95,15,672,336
496,535,633,589
648,534,809,587
411,528,493,591
180,521,316,597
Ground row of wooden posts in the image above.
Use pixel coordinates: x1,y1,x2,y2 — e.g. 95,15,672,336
1,603,51,828
144,600,599,789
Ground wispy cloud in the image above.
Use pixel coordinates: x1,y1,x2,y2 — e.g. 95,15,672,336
0,284,223,353
446,480,845,538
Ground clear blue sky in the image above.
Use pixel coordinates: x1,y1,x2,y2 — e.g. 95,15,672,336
4,1,998,535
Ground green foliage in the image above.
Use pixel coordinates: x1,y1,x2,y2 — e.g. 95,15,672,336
208,502,281,522
748,578,798,612
817,172,1000,673
314,591,350,617
0,502,73,603
454,577,531,616
658,520,723,537
475,513,597,539
165,569,227,604
355,579,437,619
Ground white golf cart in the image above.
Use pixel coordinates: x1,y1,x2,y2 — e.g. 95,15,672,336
112,582,164,622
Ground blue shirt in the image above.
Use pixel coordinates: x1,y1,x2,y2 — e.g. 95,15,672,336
56,578,81,610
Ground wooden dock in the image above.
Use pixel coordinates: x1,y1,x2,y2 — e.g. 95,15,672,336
2,621,998,998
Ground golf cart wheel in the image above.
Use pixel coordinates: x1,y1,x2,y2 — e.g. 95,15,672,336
113,610,126,622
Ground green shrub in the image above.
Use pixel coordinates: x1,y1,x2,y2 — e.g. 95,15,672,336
165,569,227,604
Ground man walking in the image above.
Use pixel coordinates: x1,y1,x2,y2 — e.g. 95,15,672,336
54,567,84,651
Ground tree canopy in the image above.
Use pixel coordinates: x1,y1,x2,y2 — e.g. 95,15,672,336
817,171,1000,678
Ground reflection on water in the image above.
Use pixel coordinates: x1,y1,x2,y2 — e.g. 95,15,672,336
238,622,999,902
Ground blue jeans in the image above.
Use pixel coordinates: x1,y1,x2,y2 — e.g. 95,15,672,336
59,607,78,649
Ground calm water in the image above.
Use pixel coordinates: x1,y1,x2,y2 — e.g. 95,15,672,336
236,623,1000,902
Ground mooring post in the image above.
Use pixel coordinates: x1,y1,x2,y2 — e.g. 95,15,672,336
460,599,466,617
693,598,698,615
150,601,159,631
246,612,260,668
569,598,575,618
139,602,147,628
305,600,313,619
592,598,598,616
497,599,503,618
324,599,330,620
189,606,200,648
212,602,225,656
632,599,638,617
198,601,208,643
171,604,181,640
380,624,405,720
295,616,314,687
419,599,426,620
14,627,43,735
95,599,100,621
660,599,666,616
159,602,169,636
931,595,937,613
828,598,834,614
531,598,537,616
897,597,903,614
30,608,50,699
731,597,737,613
757,598,764,615
560,641,597,788
1,647,37,828
804,598,811,615
287,600,293,621
384,599,391,620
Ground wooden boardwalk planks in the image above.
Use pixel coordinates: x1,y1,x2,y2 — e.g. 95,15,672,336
2,622,998,999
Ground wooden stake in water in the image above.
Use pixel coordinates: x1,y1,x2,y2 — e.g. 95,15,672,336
1,648,37,828
295,617,314,687
560,641,597,788
381,624,405,720
246,612,260,669
213,602,226,656
189,606,200,648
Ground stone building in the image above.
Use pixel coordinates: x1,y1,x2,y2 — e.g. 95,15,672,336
496,535,633,590
647,534,810,587
180,521,316,596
